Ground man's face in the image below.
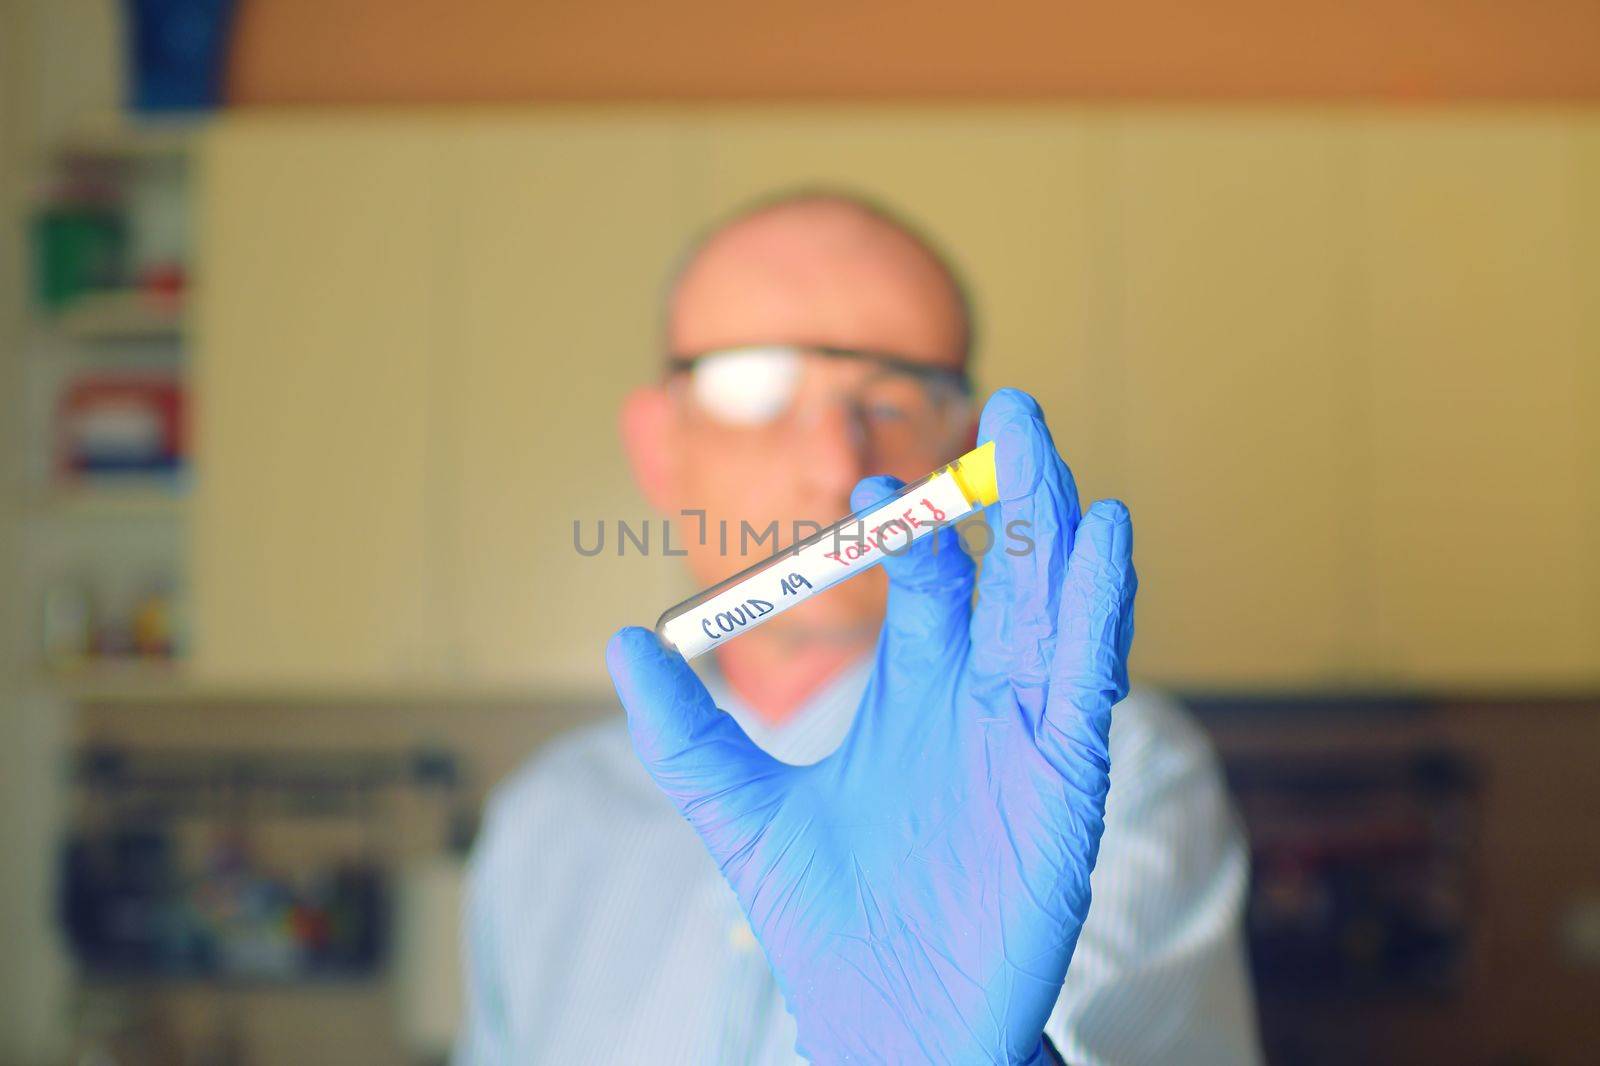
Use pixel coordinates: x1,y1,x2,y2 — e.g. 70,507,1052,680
627,201,973,646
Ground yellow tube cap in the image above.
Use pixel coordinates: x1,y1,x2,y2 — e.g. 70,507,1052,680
950,440,999,507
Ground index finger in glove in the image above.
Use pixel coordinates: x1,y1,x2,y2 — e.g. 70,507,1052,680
968,389,1083,695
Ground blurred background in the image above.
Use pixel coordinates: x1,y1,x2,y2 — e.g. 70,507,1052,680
1,1,1597,1063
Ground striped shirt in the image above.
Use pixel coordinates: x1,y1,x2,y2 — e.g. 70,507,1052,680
457,659,1262,1064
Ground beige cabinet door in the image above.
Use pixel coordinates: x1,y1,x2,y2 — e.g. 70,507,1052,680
440,119,699,688
1574,119,1600,682
1098,116,1364,688
1355,115,1599,688
189,110,1600,694
191,120,449,686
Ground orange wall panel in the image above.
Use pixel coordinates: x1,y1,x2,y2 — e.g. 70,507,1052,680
227,0,1600,104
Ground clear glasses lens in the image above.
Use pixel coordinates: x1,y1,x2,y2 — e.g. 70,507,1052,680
855,371,961,458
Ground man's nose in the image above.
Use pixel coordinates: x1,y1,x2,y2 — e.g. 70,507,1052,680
797,401,870,502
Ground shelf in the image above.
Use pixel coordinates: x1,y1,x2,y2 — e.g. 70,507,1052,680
45,671,614,709
40,659,189,701
50,289,185,342
30,484,186,519
77,970,383,991
55,115,207,162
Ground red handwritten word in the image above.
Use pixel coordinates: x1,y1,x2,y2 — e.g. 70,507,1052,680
822,506,934,567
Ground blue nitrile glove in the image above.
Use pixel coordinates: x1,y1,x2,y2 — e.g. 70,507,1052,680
606,389,1137,1065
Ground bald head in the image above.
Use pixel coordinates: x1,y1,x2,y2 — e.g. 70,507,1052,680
667,193,972,370
625,194,979,682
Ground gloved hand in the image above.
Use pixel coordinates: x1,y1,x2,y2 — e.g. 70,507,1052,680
606,389,1137,1065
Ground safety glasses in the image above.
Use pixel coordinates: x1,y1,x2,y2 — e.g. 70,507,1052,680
668,344,966,419
667,344,971,461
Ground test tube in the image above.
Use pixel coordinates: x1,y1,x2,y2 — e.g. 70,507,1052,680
656,441,999,660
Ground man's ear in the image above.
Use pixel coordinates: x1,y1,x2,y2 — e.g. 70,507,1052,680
620,385,679,514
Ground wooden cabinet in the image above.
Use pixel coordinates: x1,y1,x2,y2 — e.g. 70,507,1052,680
1101,116,1364,687
190,110,1600,693
191,121,449,686
443,119,696,686
193,118,699,689
1355,116,1598,687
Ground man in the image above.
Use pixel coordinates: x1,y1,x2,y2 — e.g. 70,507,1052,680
458,193,1260,1064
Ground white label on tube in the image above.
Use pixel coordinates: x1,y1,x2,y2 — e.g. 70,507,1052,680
662,469,978,659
